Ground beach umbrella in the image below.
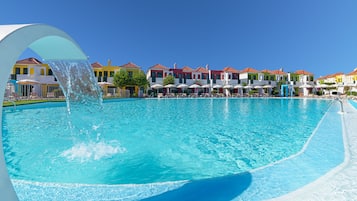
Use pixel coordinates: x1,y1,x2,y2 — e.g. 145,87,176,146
98,82,112,95
201,84,211,93
177,84,189,89
164,84,176,94
16,79,40,85
243,85,252,89
212,84,222,89
189,84,201,94
234,84,243,89
254,85,263,89
189,84,201,89
223,84,233,89
263,85,273,89
98,81,112,86
233,84,243,95
317,84,328,88
151,84,163,89
164,84,176,88
16,79,41,98
299,84,313,88
151,83,163,95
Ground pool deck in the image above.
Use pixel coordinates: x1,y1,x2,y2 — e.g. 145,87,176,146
271,99,357,200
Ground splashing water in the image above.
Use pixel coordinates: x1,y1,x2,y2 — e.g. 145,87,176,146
60,141,126,162
46,60,103,112
46,60,122,161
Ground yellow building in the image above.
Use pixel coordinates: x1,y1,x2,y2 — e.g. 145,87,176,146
120,62,143,97
92,60,120,83
91,60,144,97
9,57,60,98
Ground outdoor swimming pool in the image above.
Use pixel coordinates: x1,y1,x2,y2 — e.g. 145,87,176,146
1,98,344,200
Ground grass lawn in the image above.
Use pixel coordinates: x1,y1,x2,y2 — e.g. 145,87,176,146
2,99,65,107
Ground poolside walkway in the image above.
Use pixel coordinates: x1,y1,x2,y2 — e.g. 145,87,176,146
271,99,357,201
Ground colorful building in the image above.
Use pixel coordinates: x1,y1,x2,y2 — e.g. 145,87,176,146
7,57,60,98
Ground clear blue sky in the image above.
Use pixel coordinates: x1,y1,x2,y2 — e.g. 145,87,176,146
2,0,357,78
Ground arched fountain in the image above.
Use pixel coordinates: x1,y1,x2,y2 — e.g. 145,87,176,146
0,24,89,201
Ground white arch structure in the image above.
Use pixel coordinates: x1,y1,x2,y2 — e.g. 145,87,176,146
0,24,88,200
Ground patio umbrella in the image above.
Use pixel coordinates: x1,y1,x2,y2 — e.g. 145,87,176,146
16,79,40,85
189,84,201,94
234,84,243,89
189,84,202,89
223,84,233,89
263,85,273,95
201,84,211,94
177,84,189,89
253,85,263,95
317,84,328,88
16,79,40,98
164,84,176,88
212,84,222,89
164,84,176,94
98,82,112,95
299,84,313,88
233,84,243,95
151,84,163,89
98,81,112,86
263,85,273,89
151,83,163,95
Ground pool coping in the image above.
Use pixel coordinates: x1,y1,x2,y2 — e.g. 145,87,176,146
270,99,357,200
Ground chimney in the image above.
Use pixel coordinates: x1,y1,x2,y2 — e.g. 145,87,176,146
174,63,177,69
205,64,209,70
107,59,112,66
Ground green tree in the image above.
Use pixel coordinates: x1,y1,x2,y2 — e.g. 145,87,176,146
163,75,175,85
113,69,129,88
133,70,149,88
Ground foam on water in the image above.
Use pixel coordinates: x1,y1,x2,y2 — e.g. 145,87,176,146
60,141,126,162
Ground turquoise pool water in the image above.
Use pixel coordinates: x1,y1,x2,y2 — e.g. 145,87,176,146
2,98,333,187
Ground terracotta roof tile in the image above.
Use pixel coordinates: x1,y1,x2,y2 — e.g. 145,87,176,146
121,62,140,69
149,64,169,70
295,70,313,75
223,66,239,73
195,67,209,73
182,66,193,72
261,69,272,74
270,70,286,75
16,57,42,65
240,67,259,73
91,62,103,68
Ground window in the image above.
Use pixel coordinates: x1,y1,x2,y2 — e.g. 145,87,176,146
23,68,28,74
94,71,97,77
128,71,133,78
15,68,20,74
99,72,102,77
157,72,163,78
110,71,114,77
48,69,53,75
